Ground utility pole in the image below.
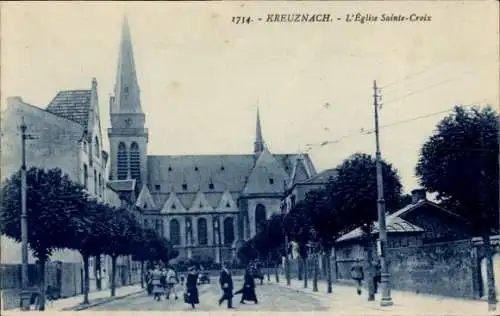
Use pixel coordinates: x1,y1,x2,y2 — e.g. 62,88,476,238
373,80,393,307
20,117,34,311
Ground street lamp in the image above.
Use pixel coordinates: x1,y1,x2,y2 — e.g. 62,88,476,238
20,118,36,311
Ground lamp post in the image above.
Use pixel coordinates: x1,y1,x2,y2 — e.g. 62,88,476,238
20,118,35,311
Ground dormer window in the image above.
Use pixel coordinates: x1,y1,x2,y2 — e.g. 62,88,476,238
144,203,148,209
168,166,172,171
220,165,225,171
194,166,199,171
172,204,176,209
199,202,203,208
226,202,231,208
209,183,214,190
269,178,274,184
182,184,187,191
155,184,161,191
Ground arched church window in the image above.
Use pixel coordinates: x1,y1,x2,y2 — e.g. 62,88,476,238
130,142,141,184
95,136,100,158
255,204,267,234
170,219,180,245
197,218,208,245
224,217,235,245
117,142,128,180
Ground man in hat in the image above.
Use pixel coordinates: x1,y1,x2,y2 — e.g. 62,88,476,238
218,262,234,309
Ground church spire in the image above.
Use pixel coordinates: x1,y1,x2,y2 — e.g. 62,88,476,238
111,15,142,114
254,107,265,155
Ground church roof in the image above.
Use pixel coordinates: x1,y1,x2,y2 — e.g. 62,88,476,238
147,153,315,209
303,168,337,184
242,149,289,195
46,90,92,129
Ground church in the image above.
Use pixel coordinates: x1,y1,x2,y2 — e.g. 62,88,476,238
107,17,318,263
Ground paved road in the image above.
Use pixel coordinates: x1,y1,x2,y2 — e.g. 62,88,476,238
87,278,329,311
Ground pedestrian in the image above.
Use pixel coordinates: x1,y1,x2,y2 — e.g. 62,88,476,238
184,266,199,309
165,265,179,300
146,268,153,296
151,265,165,301
350,259,364,295
218,262,234,309
234,265,258,304
373,260,381,294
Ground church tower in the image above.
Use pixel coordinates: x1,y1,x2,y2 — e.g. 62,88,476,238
108,16,148,193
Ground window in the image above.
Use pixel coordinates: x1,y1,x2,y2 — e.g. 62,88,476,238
199,202,203,208
117,142,128,180
168,166,172,171
83,140,88,153
197,218,208,245
124,86,129,93
155,184,161,191
209,183,214,190
185,218,193,245
83,164,88,189
156,219,163,237
171,203,176,210
226,202,231,208
255,204,267,234
182,184,188,191
170,219,180,245
94,137,100,158
269,178,274,184
130,142,141,185
194,166,199,171
224,217,235,245
220,165,225,171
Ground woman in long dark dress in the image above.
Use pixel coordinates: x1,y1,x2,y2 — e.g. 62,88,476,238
234,267,258,304
185,266,199,309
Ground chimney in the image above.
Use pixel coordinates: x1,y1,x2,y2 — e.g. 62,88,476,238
411,189,427,204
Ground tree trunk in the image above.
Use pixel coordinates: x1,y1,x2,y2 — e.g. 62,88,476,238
325,249,333,294
82,253,90,304
482,232,497,312
95,255,102,290
303,256,308,288
110,255,117,297
364,232,375,301
298,258,303,281
140,261,145,289
313,253,318,292
275,262,280,283
37,258,46,311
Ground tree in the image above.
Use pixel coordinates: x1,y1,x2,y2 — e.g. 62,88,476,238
331,153,403,300
416,105,498,310
68,198,112,304
0,167,86,310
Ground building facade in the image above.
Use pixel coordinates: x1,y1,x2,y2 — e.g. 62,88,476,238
107,17,317,263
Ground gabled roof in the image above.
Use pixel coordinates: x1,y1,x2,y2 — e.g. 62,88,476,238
136,185,156,210
46,90,92,129
217,190,238,211
107,179,136,192
242,149,290,195
161,191,187,213
303,168,337,184
389,198,463,220
288,157,311,188
336,216,425,242
189,191,214,212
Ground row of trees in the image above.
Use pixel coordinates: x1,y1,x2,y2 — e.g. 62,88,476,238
238,105,499,305
0,167,179,310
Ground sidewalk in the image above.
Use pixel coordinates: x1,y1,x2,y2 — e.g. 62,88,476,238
273,276,497,315
3,284,143,312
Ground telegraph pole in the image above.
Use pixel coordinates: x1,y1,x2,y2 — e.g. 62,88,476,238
373,80,393,307
20,118,32,310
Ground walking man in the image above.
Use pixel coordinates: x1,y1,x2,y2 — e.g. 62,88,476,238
350,259,364,295
218,262,234,309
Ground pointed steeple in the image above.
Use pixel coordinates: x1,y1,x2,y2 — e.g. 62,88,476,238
254,107,265,155
112,15,141,114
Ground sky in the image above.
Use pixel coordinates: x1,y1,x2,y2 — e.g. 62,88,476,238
2,1,499,194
